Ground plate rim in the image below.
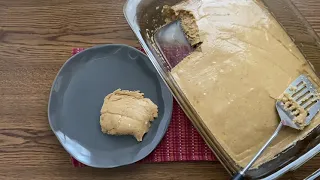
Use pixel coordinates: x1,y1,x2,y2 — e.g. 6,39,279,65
47,44,173,168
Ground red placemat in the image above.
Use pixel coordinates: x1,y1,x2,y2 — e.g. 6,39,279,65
70,47,216,167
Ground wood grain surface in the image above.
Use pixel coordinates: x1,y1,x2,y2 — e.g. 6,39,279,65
0,0,319,179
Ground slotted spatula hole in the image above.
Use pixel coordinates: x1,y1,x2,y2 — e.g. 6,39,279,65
296,81,304,87
285,102,293,109
296,90,310,102
306,99,318,111
290,107,297,112
301,95,314,106
291,108,299,117
292,85,306,98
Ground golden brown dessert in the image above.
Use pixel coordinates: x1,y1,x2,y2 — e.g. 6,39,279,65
100,89,158,142
167,0,320,168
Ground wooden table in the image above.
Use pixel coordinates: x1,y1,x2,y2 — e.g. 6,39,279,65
0,0,319,179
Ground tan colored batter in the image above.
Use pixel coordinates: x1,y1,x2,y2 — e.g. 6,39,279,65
168,0,320,168
100,89,158,142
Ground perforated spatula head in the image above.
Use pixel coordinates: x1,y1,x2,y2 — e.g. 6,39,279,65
276,75,320,130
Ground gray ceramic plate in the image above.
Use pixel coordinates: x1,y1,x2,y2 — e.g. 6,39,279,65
48,44,173,168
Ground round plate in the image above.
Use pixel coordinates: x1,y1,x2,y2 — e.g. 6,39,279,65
48,44,173,168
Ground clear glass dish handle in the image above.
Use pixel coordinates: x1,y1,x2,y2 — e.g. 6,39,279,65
304,168,320,180
262,142,320,180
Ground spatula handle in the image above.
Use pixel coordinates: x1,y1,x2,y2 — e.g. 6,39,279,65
231,123,283,179
231,173,245,180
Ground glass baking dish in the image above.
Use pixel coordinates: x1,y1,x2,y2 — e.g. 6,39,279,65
123,0,320,179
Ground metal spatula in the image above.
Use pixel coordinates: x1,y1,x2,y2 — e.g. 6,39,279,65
233,75,320,180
